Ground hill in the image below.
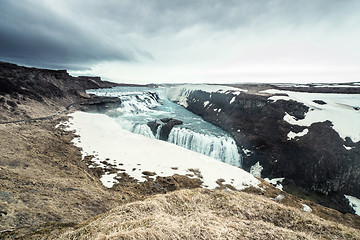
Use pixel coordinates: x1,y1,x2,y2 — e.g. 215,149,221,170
0,62,359,239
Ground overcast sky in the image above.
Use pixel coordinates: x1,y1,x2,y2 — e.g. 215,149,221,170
1,0,359,84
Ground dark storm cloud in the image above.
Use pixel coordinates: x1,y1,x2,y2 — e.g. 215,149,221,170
0,0,358,70
0,1,137,70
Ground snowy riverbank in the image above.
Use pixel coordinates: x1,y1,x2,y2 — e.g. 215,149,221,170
61,111,260,190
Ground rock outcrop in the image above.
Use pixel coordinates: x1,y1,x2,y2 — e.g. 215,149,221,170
0,61,121,121
147,118,183,140
171,86,360,214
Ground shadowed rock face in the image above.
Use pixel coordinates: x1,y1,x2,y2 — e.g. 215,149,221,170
147,118,183,140
0,61,118,102
159,118,183,141
0,61,122,120
177,89,360,214
147,121,161,136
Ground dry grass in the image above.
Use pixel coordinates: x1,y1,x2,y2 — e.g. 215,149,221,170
41,189,360,240
0,118,132,233
0,116,202,239
1,95,359,240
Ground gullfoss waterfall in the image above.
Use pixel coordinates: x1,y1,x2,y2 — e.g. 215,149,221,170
87,87,242,167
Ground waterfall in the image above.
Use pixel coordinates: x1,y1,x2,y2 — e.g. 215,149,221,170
118,120,155,139
91,87,243,167
119,94,161,114
168,127,242,166
155,124,162,139
116,120,242,167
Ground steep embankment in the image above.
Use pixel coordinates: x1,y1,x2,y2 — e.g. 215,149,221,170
168,84,360,214
0,61,120,122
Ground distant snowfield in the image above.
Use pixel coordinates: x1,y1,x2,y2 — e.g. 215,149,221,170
171,84,248,94
62,111,260,190
262,89,360,143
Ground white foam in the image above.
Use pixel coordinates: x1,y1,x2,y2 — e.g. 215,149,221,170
65,112,260,190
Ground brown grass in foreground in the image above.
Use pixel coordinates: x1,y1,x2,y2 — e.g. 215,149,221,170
40,189,359,240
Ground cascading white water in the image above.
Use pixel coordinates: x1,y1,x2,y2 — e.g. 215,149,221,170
87,86,243,167
155,124,162,139
114,121,242,166
118,119,155,139
168,127,242,166
118,94,161,114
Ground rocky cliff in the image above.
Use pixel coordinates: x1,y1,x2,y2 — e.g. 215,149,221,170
169,84,360,214
0,61,121,121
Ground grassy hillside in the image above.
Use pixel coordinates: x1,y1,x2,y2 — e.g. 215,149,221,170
22,189,360,240
1,62,359,239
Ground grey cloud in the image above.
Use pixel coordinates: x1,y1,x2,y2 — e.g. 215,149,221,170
72,0,360,34
0,1,143,70
1,0,359,70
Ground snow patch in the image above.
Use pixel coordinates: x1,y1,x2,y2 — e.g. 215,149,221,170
242,149,252,156
264,178,284,191
274,194,285,201
101,173,118,188
313,84,360,88
343,145,354,150
287,128,309,140
65,112,260,190
263,89,360,142
203,101,210,107
345,195,360,216
301,203,312,213
230,96,236,104
250,162,263,178
283,112,298,125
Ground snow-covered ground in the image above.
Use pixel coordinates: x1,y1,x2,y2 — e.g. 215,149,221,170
262,89,360,142
61,111,260,190
167,84,247,107
273,83,360,88
287,128,309,140
264,177,285,191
